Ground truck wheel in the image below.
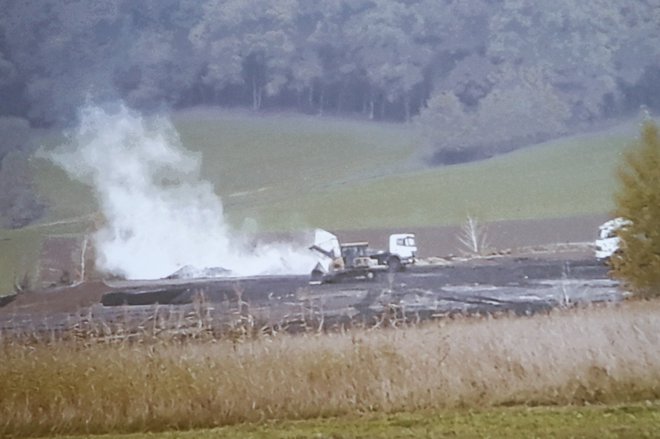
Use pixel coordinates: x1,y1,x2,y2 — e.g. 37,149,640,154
387,256,402,272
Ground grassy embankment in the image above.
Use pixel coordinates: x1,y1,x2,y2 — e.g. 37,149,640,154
43,403,660,438
0,112,633,295
1,300,659,438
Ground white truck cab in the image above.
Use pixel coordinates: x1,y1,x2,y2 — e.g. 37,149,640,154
389,233,417,264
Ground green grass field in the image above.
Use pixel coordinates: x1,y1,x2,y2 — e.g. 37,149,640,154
28,110,632,231
47,402,660,439
0,111,639,294
249,131,627,230
173,110,421,230
173,111,631,230
24,111,635,231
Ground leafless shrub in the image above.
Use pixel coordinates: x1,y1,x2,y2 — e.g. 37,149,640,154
458,214,490,256
559,262,573,308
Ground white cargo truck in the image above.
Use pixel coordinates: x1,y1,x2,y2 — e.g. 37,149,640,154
309,229,417,284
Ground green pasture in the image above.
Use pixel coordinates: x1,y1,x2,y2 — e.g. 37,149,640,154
28,111,633,231
173,111,420,230
0,111,637,294
0,220,93,295
252,130,627,230
50,402,660,439
0,228,42,293
174,111,630,231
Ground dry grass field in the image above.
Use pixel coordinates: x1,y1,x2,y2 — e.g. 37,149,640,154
1,299,659,438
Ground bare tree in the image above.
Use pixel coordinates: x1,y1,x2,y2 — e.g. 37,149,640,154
458,214,489,257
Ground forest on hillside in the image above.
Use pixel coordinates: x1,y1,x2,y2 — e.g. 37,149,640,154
0,1,658,127
0,0,659,226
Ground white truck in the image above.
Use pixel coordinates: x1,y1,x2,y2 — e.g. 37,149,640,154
309,229,417,284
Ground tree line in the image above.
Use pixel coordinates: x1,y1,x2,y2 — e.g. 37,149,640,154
0,0,658,131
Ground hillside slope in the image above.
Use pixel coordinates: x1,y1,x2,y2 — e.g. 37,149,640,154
0,111,637,295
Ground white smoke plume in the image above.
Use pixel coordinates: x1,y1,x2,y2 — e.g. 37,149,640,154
47,105,316,279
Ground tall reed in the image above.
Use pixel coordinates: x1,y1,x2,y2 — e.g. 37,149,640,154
1,300,659,437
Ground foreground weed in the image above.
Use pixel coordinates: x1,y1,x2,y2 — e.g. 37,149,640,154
1,301,660,437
